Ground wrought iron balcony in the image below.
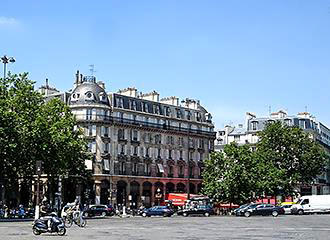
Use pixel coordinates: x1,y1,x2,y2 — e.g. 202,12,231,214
74,114,216,137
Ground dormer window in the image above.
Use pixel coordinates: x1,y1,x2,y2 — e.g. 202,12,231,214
85,91,94,101
251,121,258,131
99,93,107,102
71,93,78,101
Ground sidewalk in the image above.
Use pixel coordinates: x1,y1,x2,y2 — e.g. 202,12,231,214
0,218,34,223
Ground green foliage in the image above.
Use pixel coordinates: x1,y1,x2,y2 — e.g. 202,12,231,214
0,73,90,196
257,121,327,196
202,121,328,204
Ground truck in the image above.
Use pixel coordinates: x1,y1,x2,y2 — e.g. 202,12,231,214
291,195,330,215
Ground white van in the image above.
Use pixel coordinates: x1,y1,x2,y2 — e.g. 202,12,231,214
291,195,330,215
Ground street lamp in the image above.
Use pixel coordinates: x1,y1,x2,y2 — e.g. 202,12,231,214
1,55,16,79
35,160,42,220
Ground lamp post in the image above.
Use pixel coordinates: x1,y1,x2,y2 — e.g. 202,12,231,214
1,55,15,79
35,161,42,220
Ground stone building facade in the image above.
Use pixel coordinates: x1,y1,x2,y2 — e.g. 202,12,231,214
215,110,330,196
40,71,216,207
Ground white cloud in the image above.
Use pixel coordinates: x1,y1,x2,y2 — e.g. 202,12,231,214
0,16,20,26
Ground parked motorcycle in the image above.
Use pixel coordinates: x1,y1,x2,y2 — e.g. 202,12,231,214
32,213,66,236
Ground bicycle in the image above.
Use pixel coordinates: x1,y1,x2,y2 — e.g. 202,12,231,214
64,211,86,228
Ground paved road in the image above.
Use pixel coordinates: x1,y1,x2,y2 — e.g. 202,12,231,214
1,215,330,240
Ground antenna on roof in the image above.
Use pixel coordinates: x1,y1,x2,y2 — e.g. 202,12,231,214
268,106,271,116
89,64,97,76
305,105,308,113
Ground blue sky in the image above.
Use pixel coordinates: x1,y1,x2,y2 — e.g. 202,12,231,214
1,0,330,128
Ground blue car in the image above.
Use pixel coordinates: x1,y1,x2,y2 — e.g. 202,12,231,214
141,206,174,217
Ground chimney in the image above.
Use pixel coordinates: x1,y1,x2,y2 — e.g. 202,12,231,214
75,70,80,85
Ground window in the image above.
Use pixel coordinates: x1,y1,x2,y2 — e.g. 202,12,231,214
103,142,109,153
179,150,183,160
155,134,161,144
189,151,193,161
234,135,240,142
154,105,160,114
131,100,136,110
133,163,138,174
157,148,161,158
178,137,184,146
120,162,126,174
143,102,149,112
116,97,123,108
299,120,306,129
88,141,96,153
102,126,109,137
120,144,125,154
86,125,96,136
144,163,150,175
301,199,309,205
85,91,94,100
165,107,171,117
186,111,191,120
251,121,258,131
176,109,182,118
189,138,195,148
132,130,138,141
86,109,92,120
133,146,138,155
99,93,107,102
169,150,172,159
132,115,137,122
118,129,125,140
146,147,150,157
284,119,292,126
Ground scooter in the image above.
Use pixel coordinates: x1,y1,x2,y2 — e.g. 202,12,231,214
32,213,66,236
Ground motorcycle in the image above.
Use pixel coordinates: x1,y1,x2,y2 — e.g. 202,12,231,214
32,213,66,236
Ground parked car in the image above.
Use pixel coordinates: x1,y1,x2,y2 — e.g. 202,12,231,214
235,203,260,216
280,202,295,215
241,204,284,217
83,205,114,218
177,205,214,217
233,204,250,216
141,206,174,217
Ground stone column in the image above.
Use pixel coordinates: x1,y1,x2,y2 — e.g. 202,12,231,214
95,180,101,204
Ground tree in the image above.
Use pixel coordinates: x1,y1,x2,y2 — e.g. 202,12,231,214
257,121,328,197
202,143,256,205
201,121,328,204
0,73,90,205
0,73,44,204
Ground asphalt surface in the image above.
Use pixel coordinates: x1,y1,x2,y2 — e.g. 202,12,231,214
1,214,330,240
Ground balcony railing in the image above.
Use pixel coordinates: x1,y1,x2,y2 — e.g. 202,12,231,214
74,114,216,137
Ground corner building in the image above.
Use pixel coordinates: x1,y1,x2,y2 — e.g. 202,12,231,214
42,71,216,207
